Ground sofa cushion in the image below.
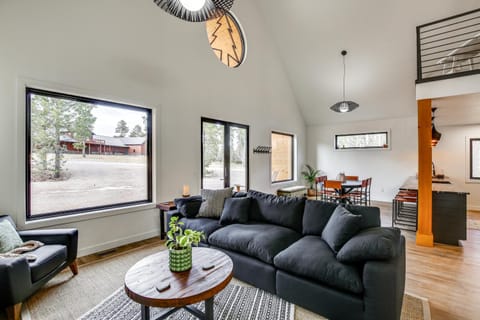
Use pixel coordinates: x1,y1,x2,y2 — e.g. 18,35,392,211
274,235,363,294
174,196,202,218
322,206,363,253
179,217,222,243
302,200,338,236
198,188,233,218
337,227,401,263
343,204,381,229
220,197,250,225
247,190,305,232
208,223,302,264
29,244,67,283
0,219,23,253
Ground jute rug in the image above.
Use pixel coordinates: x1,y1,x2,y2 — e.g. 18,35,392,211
79,284,294,320
6,241,430,320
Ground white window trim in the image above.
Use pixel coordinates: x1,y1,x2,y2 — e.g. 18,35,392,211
15,77,157,228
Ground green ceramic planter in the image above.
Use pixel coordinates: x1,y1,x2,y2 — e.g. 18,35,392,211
169,246,192,272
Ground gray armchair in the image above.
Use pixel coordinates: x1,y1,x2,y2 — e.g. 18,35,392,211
0,215,78,320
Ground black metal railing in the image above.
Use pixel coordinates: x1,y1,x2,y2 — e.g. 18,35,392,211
416,8,480,83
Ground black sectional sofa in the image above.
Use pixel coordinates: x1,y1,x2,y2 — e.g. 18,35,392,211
167,190,405,320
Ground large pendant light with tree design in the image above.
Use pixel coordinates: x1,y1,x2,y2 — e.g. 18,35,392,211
330,50,359,113
153,0,234,22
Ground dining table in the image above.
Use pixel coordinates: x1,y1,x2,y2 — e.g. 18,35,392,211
316,179,363,203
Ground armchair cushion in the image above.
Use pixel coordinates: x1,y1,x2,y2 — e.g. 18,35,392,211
0,219,23,253
29,245,67,282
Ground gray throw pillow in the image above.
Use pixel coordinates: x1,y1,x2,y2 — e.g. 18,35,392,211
0,219,23,253
336,227,401,263
220,197,251,225
321,205,363,253
198,188,233,218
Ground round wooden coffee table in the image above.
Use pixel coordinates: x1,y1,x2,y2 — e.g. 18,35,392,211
124,247,233,320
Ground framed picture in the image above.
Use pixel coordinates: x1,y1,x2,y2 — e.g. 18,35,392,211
470,138,480,180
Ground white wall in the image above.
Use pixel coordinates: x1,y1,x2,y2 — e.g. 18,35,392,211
307,117,418,202
433,125,480,210
0,0,305,256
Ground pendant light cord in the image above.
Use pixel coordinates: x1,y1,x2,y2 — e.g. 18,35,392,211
343,54,346,101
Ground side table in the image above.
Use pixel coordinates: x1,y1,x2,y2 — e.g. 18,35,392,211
156,201,176,240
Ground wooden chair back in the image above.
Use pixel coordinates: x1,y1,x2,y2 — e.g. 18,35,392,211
345,175,359,181
324,180,342,190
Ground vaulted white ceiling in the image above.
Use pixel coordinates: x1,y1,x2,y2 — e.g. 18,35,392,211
253,0,480,126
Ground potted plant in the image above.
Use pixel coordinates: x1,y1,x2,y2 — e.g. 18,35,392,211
166,216,205,272
301,164,320,196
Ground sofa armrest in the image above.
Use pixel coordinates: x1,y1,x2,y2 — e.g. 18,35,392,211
18,229,78,264
362,235,406,320
0,257,32,307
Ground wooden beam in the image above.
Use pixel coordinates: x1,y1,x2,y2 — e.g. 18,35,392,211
417,99,434,247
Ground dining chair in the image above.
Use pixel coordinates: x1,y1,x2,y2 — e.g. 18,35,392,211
350,178,369,205
345,175,359,181
315,175,328,200
322,180,348,203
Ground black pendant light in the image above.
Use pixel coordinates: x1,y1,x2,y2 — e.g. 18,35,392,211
330,50,359,113
153,0,234,22
431,108,442,147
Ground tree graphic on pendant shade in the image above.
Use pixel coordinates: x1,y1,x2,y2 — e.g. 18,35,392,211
207,12,245,68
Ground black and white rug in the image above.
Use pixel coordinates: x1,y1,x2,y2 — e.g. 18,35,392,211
78,284,294,320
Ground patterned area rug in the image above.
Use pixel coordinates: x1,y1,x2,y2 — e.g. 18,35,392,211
79,284,294,320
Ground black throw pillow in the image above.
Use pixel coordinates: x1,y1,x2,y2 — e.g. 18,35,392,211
174,196,203,218
321,205,363,253
219,197,251,225
336,227,401,263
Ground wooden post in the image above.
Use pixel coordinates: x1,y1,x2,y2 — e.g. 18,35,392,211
416,99,434,247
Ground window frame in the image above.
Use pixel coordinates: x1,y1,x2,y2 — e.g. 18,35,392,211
470,138,480,180
271,131,295,184
200,117,250,190
25,87,153,220
334,131,389,150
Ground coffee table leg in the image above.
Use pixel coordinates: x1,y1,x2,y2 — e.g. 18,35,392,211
205,297,214,320
141,305,150,320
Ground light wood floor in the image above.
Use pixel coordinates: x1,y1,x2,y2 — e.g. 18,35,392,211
374,201,480,320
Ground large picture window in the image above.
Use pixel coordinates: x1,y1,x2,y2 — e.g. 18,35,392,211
271,131,294,183
470,138,480,180
335,131,389,150
201,118,249,191
26,87,152,219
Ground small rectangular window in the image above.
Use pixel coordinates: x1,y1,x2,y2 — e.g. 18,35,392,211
335,131,389,150
470,138,480,180
271,132,294,183
26,87,152,219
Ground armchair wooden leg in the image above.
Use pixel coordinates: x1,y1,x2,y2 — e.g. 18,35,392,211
6,303,22,320
69,260,79,275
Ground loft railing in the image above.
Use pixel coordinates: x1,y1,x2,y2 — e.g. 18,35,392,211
416,8,480,83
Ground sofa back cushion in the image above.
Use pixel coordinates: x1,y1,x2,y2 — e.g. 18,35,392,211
343,204,381,229
174,196,203,218
247,190,305,232
220,197,251,225
302,200,338,236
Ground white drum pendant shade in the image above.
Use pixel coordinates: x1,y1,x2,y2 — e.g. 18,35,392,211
153,0,234,22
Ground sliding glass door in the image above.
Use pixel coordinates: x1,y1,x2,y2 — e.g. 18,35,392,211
201,118,249,191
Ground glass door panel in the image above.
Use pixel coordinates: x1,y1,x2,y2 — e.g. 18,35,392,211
229,126,247,191
202,122,225,189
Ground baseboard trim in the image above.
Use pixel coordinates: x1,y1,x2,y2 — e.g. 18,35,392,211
78,229,160,257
